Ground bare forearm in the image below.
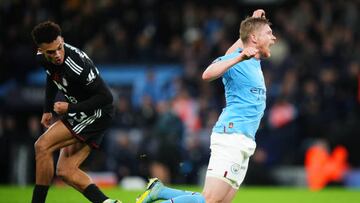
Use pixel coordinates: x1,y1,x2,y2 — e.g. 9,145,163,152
202,54,243,82
202,46,259,82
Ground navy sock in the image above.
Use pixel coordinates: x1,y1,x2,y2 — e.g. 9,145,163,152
83,184,108,203
31,184,50,203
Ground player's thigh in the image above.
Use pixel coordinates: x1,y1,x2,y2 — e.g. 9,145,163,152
57,142,91,169
35,120,78,152
202,176,233,203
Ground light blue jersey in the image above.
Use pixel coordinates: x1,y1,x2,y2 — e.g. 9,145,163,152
212,48,266,140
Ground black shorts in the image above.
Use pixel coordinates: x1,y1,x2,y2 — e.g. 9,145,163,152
61,106,114,149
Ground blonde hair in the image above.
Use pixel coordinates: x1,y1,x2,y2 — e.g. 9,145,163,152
240,17,271,43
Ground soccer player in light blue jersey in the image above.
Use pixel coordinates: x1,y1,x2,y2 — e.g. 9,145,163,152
136,9,276,203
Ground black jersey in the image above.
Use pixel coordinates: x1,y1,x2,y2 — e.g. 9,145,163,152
37,43,113,115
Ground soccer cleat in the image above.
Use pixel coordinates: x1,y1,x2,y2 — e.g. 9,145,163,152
103,199,122,203
136,178,164,203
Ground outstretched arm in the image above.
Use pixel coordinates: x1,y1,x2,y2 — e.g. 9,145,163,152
202,47,259,82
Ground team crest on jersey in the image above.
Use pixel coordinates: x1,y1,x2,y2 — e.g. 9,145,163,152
231,163,241,174
62,78,68,86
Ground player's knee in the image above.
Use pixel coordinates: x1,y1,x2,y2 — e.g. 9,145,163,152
34,138,49,156
56,163,74,180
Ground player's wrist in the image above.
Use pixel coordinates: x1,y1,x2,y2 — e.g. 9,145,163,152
238,53,248,61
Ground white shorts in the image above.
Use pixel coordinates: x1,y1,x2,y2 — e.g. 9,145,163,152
205,132,256,189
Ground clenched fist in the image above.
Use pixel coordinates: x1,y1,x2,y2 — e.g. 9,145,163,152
53,102,69,115
252,9,265,18
240,47,259,60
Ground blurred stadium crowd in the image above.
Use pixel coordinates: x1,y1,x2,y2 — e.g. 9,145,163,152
0,0,359,186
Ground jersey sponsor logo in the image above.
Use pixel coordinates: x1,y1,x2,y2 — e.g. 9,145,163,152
250,87,266,95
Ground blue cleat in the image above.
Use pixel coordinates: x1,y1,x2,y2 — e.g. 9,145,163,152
136,178,164,203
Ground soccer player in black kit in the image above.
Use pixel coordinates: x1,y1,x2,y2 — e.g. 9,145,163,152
30,21,121,203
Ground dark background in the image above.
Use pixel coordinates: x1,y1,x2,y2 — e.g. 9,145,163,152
0,0,359,187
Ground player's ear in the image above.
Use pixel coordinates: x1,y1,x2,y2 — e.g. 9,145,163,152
37,47,44,54
249,34,257,44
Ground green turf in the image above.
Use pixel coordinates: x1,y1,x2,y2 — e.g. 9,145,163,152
0,185,359,203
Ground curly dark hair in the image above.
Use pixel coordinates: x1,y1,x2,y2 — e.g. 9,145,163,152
31,21,62,46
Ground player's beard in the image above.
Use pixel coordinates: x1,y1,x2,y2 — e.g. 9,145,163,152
262,49,271,58
259,46,271,58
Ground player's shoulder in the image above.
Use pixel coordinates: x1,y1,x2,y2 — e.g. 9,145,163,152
218,48,243,62
64,43,90,62
64,43,93,76
247,57,261,67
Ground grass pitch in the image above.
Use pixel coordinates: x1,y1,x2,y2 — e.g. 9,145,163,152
0,185,359,203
